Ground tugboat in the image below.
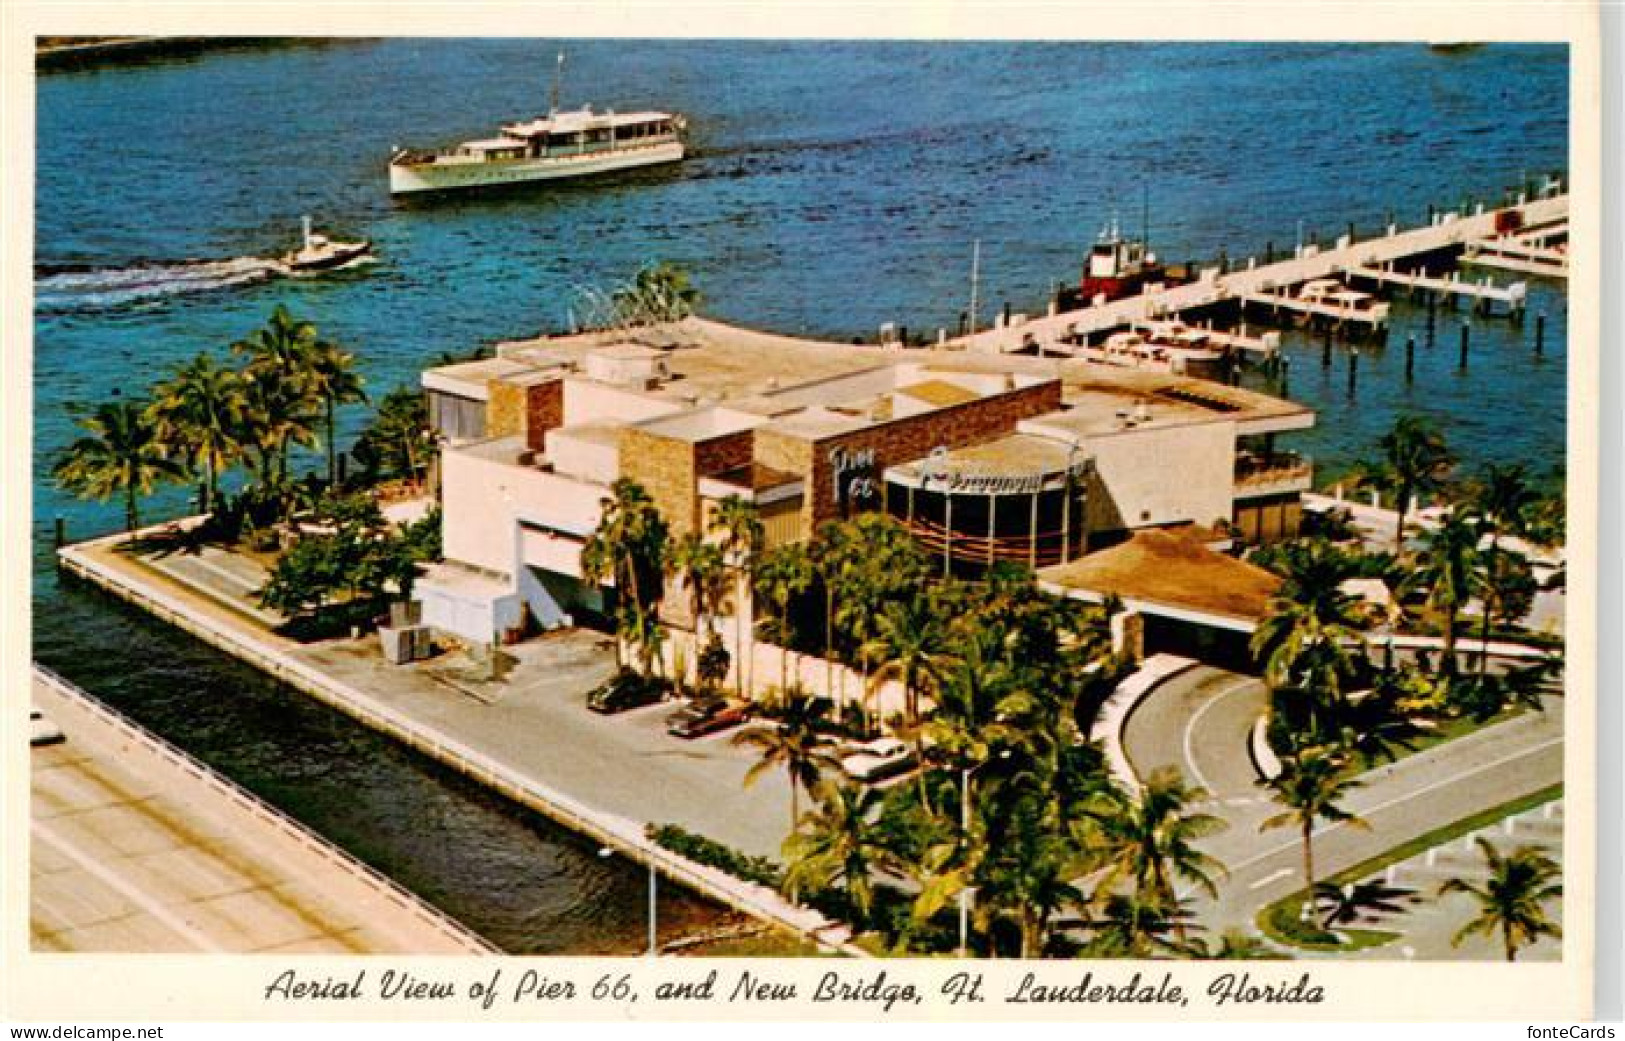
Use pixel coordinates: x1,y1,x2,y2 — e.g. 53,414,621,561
1075,218,1167,305
282,216,371,273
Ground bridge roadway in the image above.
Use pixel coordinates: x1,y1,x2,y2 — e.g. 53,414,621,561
955,193,1568,353
29,670,490,954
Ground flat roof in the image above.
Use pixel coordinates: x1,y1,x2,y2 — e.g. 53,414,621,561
421,357,540,400
1039,527,1282,627
889,433,1077,484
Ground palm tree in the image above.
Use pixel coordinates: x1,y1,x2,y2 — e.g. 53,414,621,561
731,687,836,828
582,479,670,672
145,352,247,515
233,306,326,485
352,386,432,490
754,542,814,690
237,370,319,493
1470,545,1537,671
1259,745,1366,925
1250,538,1367,704
979,797,1092,957
1440,838,1562,961
782,779,894,924
668,532,728,641
305,337,368,486
53,399,185,533
1407,511,1480,676
864,597,953,728
1353,415,1455,553
1094,766,1227,939
710,495,762,697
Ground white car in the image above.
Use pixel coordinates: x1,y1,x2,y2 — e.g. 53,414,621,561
30,708,65,747
839,737,915,783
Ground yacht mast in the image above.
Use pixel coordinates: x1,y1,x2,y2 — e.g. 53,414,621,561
549,51,565,116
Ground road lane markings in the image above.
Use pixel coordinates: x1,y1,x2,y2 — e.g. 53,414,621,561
1249,867,1293,890
31,817,225,952
1228,735,1563,880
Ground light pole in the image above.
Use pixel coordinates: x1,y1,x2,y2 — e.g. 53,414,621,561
958,749,1011,958
600,847,658,957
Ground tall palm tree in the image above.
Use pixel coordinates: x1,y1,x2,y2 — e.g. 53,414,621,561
1250,538,1367,703
237,370,319,492
668,532,728,643
1354,414,1455,553
731,687,836,828
305,337,368,486
1471,545,1538,673
145,352,247,514
53,398,185,533
1259,745,1366,925
1093,766,1227,939
979,796,1093,958
1440,838,1562,961
864,597,953,729
710,495,762,697
233,305,323,484
582,478,670,672
782,779,894,924
1407,511,1480,676
754,541,814,690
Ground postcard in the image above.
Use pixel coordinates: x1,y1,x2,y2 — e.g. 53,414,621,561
2,0,1606,1025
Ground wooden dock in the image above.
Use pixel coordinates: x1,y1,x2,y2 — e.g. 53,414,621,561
1234,284,1393,330
960,192,1569,355
1344,262,1528,314
1460,221,1568,279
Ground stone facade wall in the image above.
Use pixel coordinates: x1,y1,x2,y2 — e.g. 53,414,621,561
694,429,754,479
619,428,698,537
485,380,526,440
524,380,564,452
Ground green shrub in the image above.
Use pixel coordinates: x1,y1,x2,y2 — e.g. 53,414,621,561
646,823,782,889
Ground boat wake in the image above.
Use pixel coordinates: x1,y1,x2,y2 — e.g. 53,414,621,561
34,256,293,312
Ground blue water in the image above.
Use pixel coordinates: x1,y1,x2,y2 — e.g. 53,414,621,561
31,40,1570,947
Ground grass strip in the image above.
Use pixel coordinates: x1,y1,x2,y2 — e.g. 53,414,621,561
1257,783,1563,952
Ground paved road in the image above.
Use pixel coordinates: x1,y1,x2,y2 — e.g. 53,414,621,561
1119,663,1564,956
30,674,487,954
1122,666,1267,808
1191,696,1564,944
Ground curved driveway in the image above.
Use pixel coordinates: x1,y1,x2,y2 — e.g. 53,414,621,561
1121,665,1267,806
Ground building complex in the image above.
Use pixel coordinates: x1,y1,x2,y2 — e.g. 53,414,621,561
414,318,1312,661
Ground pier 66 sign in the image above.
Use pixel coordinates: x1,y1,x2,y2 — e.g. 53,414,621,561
830,445,880,513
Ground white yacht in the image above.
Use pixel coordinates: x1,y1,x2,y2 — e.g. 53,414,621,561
390,102,685,196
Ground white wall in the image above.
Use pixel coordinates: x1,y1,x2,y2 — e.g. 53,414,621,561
546,428,620,483
562,378,682,426
1085,420,1236,534
441,448,606,575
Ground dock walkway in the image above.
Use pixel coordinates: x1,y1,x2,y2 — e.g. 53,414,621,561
960,193,1568,354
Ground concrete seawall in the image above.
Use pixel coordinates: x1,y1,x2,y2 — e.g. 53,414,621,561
56,531,863,956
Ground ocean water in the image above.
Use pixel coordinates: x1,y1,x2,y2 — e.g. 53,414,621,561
31,40,1570,948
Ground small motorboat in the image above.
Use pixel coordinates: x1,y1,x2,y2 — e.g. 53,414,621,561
283,216,371,273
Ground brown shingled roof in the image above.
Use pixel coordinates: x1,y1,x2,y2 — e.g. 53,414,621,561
1038,527,1282,623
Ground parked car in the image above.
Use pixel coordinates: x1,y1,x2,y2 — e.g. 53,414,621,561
586,669,669,714
839,737,915,782
666,697,750,739
30,708,64,748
